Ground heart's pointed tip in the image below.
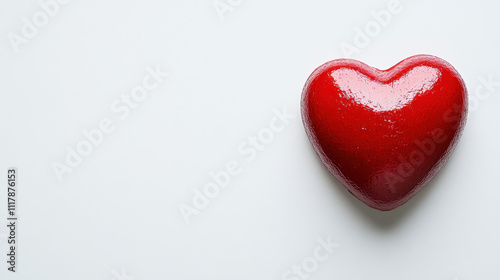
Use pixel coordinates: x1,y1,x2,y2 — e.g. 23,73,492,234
344,183,417,212
367,203,400,212
360,195,409,211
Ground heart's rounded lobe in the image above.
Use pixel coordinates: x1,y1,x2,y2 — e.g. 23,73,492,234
301,55,468,210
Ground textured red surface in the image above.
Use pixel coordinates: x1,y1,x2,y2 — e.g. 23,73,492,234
301,55,468,210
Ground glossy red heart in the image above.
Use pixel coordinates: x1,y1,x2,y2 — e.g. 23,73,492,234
301,55,468,210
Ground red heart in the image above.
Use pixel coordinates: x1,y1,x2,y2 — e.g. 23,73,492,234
301,55,468,210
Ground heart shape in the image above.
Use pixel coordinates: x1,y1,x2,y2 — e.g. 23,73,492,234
301,55,468,210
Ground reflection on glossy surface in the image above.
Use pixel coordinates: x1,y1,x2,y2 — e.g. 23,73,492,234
301,55,468,211
331,66,441,112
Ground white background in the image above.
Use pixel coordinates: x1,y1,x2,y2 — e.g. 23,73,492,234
1,0,499,279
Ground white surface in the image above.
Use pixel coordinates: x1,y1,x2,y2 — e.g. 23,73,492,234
0,0,499,279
